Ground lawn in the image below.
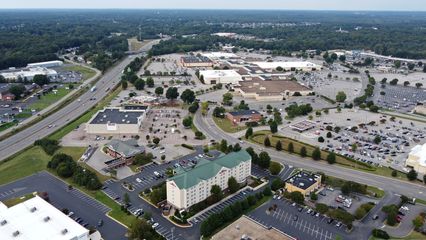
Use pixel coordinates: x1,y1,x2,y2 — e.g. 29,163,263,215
213,116,247,133
324,175,385,199
28,87,73,111
63,65,97,81
0,122,17,132
15,112,32,119
250,130,373,171
0,146,85,185
369,231,426,240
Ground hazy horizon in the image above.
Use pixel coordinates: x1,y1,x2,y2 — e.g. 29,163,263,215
1,0,426,12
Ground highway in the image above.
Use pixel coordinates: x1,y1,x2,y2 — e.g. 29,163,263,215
194,109,426,201
0,40,161,161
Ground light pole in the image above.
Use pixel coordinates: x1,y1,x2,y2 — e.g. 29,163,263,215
171,227,175,240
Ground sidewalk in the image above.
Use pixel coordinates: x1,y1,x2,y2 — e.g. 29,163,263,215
0,62,101,138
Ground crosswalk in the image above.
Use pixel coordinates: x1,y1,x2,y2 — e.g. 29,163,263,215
69,188,111,214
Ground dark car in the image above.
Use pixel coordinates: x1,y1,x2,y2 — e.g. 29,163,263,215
372,214,379,220
327,218,334,224
98,219,104,227
293,215,298,221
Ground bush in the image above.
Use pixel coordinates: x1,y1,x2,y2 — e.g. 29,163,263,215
34,138,60,155
315,203,329,214
372,229,390,239
312,147,321,160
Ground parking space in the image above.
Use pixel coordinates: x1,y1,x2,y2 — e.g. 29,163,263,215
248,198,350,240
317,189,378,215
373,84,426,113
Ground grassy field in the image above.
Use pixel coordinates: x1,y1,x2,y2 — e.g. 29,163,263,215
250,130,373,171
369,231,426,240
0,122,17,132
63,65,97,81
213,116,247,133
28,87,73,111
324,175,385,198
14,112,32,119
0,146,85,185
128,38,148,52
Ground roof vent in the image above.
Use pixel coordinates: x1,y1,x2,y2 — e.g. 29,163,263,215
44,216,51,222
0,220,7,226
13,231,20,237
299,183,305,187
61,229,68,235
30,207,37,212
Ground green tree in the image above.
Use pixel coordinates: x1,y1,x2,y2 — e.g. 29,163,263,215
134,78,145,90
165,87,179,101
271,178,283,191
373,135,381,144
288,142,294,153
326,132,333,138
182,116,193,128
310,192,318,201
312,147,321,160
264,136,271,147
327,152,336,164
391,170,398,177
245,127,253,139
227,177,239,194
407,169,418,181
412,215,424,229
155,86,164,96
270,121,278,133
335,91,347,102
180,89,196,103
300,146,307,157
372,229,390,239
318,136,325,143
275,140,282,151
210,185,223,202
263,186,272,196
290,191,305,204
33,74,50,86
258,151,271,169
269,162,282,175
8,84,26,99
123,192,131,206
315,203,329,214
222,92,233,106
146,77,154,87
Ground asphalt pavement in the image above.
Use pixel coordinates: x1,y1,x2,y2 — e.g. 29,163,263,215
193,109,426,201
0,39,161,161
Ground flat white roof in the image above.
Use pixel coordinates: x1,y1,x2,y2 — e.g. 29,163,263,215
202,52,238,59
410,144,426,167
0,67,57,80
0,195,89,240
199,70,242,78
27,60,63,67
252,61,320,69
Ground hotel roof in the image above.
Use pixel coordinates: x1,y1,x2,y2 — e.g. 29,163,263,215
168,151,251,189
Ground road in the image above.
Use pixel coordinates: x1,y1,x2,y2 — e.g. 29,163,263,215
193,109,426,201
0,39,161,161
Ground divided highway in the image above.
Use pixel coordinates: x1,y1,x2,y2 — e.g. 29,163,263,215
194,110,426,200
0,40,160,161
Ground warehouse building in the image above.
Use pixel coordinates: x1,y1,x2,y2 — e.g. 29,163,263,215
226,110,262,125
166,151,252,210
0,67,58,81
235,79,313,101
199,70,242,85
180,55,213,68
27,60,64,68
0,195,89,240
285,171,321,196
252,61,321,72
405,143,426,175
86,107,148,135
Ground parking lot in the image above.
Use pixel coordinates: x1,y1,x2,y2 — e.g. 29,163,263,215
280,108,426,170
317,188,378,215
0,171,127,240
247,198,350,240
373,83,426,113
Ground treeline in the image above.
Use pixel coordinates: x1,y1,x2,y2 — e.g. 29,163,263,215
47,153,103,190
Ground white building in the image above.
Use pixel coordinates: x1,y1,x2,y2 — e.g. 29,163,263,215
201,52,239,60
166,151,251,210
27,60,63,68
86,106,148,135
0,195,89,240
1,67,58,81
252,61,321,72
199,70,242,85
406,143,426,175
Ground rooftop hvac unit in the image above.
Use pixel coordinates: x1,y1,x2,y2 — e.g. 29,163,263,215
13,231,20,237
309,178,313,181
61,229,68,235
103,115,107,118
299,182,305,187
44,216,51,222
30,207,37,212
0,220,7,226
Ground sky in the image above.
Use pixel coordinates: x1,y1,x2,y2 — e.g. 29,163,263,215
1,0,426,11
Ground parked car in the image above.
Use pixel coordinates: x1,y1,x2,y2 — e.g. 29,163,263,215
98,219,104,227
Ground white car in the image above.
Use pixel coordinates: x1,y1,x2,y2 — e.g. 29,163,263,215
136,178,142,183
152,223,159,229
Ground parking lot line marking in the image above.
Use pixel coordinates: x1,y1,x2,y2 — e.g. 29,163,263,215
299,220,303,230
287,214,292,224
